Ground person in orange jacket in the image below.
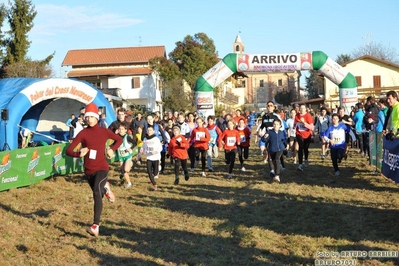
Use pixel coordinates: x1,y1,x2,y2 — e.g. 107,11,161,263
168,125,190,185
236,118,251,172
188,117,210,177
219,119,241,179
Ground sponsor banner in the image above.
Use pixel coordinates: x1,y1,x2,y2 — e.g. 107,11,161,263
318,57,348,85
202,61,234,88
0,143,84,192
300,52,312,70
20,79,97,106
381,137,399,183
340,88,358,115
239,53,302,72
369,132,383,170
195,91,215,119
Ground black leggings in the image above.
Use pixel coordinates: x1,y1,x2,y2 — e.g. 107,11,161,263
174,158,188,177
146,160,159,185
237,146,249,165
225,149,236,174
87,170,108,225
192,148,207,171
296,135,311,164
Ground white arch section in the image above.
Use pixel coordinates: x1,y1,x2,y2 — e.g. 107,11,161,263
194,51,358,117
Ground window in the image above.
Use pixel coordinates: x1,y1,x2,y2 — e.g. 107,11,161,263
132,77,140,89
373,75,381,88
235,45,240,52
260,79,264,87
278,79,283,86
241,80,246,87
355,76,362,86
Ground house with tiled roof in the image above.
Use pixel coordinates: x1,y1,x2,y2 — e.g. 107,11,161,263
62,46,166,113
324,55,399,108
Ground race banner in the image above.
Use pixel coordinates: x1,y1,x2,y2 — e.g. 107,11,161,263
0,144,83,191
381,137,399,183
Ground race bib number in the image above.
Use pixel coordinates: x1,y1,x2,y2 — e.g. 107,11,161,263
196,132,205,141
89,149,97,159
227,136,236,146
331,130,345,145
297,122,308,131
119,149,130,157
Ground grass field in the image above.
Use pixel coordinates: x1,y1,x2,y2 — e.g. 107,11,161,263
0,139,398,266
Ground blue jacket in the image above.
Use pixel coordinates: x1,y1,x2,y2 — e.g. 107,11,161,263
261,130,287,152
353,110,365,133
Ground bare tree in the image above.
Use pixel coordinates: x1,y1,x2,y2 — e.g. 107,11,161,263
352,33,399,64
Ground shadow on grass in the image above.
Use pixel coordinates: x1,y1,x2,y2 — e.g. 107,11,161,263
130,184,399,245
89,224,313,265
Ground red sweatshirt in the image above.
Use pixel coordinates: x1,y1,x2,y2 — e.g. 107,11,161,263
219,129,240,150
189,126,210,150
66,124,122,175
168,134,189,159
236,126,251,147
294,112,314,139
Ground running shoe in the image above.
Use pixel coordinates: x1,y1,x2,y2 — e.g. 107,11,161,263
104,181,115,203
86,224,99,237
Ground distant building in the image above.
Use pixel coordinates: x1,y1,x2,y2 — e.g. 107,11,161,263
62,46,166,113
324,55,399,108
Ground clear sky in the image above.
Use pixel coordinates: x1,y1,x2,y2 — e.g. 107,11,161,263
1,0,398,79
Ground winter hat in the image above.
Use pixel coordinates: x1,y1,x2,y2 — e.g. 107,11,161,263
172,125,181,131
84,103,99,120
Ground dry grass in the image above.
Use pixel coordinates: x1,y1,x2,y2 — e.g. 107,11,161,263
0,139,398,265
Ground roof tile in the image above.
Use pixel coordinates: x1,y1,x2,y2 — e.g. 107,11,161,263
62,46,166,66
67,67,151,77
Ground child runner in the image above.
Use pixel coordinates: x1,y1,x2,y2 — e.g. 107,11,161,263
66,103,122,237
236,118,251,171
188,117,210,177
261,119,288,183
219,119,240,179
168,125,190,184
117,122,137,189
140,125,163,191
206,115,222,172
295,104,314,171
323,113,351,176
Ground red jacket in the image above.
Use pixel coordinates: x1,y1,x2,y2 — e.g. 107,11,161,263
189,126,210,150
168,134,189,159
219,129,240,150
295,113,314,139
66,124,122,175
236,126,251,147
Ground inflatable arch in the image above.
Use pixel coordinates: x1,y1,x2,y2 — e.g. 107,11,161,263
194,51,358,117
0,78,116,150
